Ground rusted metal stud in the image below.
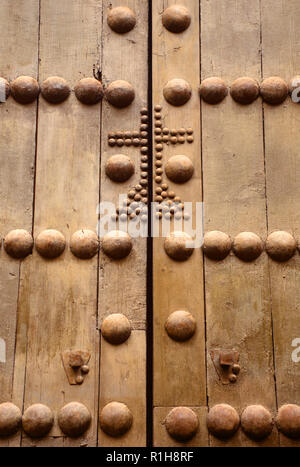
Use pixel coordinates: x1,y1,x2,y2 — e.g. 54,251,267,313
165,310,196,342
276,404,300,439
260,77,288,105
22,404,54,438
0,402,22,437
4,229,33,259
74,78,103,105
35,229,66,259
163,79,192,106
165,155,194,183
41,76,70,104
102,230,132,259
233,232,264,262
203,231,232,261
230,77,260,105
241,405,273,440
69,351,84,368
207,404,240,439
105,154,134,183
0,77,10,101
70,230,99,259
162,5,191,33
81,365,89,374
101,313,131,345
105,80,135,108
107,6,136,34
199,77,228,105
58,402,91,438
164,231,194,262
265,231,297,262
100,402,133,437
10,76,40,104
165,407,199,442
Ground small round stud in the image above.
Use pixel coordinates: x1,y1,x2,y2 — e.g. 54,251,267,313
276,404,300,439
10,76,40,104
101,313,131,345
58,402,91,438
165,310,196,342
4,229,33,259
164,231,194,261
41,76,70,104
102,230,132,259
165,155,194,183
22,404,54,438
163,79,192,106
162,5,191,33
0,402,22,437
70,230,99,259
260,77,288,105
35,229,66,259
165,407,199,442
230,77,259,105
266,231,296,262
107,6,136,34
100,402,133,437
233,232,264,262
199,77,228,104
203,231,232,261
81,365,89,374
105,80,135,108
207,404,240,439
105,154,134,183
0,77,10,101
241,405,273,440
74,78,103,105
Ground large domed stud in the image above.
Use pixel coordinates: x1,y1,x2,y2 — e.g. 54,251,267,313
266,231,297,262
165,407,199,442
207,404,240,439
199,77,228,104
164,232,194,262
241,405,273,440
105,154,135,182
165,310,196,342
230,77,260,105
0,402,22,437
41,76,70,104
74,78,103,105
22,404,54,438
101,314,131,345
107,6,136,34
105,80,135,108
0,77,10,101
70,230,99,259
233,232,264,262
260,77,288,105
165,155,194,183
276,404,300,439
35,229,66,259
162,5,191,33
4,229,33,259
100,402,133,437
102,231,133,260
203,231,232,261
10,76,40,104
58,402,91,437
163,79,192,106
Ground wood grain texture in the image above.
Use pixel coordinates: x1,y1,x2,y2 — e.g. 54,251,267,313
201,0,277,446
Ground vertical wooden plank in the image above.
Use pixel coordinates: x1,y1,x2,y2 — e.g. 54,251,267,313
0,0,39,447
152,0,206,447
98,0,148,446
201,0,277,446
15,0,102,446
261,0,300,447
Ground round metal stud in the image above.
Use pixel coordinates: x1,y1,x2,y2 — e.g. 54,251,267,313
203,231,232,261
4,229,33,259
107,6,136,34
165,407,199,442
230,77,260,105
233,232,264,262
0,402,22,437
266,231,297,262
10,76,40,104
164,231,194,262
276,404,300,439
199,77,228,104
260,77,288,105
41,76,70,104
22,404,54,438
165,155,194,183
105,80,135,108
102,230,132,259
74,78,103,105
100,402,133,437
35,229,66,259
105,154,134,183
207,404,240,439
58,402,91,438
0,77,10,100
70,230,99,259
165,310,196,342
102,313,131,345
163,79,192,106
241,405,273,440
162,5,191,33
